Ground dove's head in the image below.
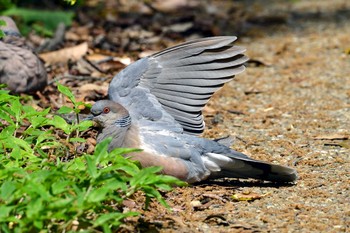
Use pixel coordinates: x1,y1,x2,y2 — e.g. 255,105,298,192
0,16,20,37
89,100,131,128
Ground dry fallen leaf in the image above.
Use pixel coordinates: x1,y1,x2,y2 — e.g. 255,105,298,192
232,192,270,202
139,50,156,58
79,83,108,93
113,56,132,66
163,22,194,33
203,105,217,115
123,199,137,209
85,53,112,63
313,134,349,140
39,42,88,64
190,200,202,208
74,58,103,76
75,83,108,102
344,48,350,55
150,0,199,12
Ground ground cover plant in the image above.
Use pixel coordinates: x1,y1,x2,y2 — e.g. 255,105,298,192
0,84,185,232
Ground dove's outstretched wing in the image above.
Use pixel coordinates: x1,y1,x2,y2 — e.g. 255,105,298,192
108,36,248,134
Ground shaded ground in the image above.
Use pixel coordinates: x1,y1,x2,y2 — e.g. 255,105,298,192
21,0,350,232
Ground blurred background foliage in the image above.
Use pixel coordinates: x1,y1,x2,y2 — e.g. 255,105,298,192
0,0,77,36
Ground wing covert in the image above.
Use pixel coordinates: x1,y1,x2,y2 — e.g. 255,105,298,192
108,36,248,134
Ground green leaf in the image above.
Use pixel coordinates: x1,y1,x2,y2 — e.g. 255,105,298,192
0,30,5,39
51,115,71,134
0,125,15,139
51,180,73,195
156,175,187,187
34,131,55,148
0,180,17,201
93,138,112,164
94,212,139,227
0,18,5,38
0,19,5,26
101,178,127,193
85,155,98,179
48,197,74,209
11,137,34,154
26,197,44,218
142,186,169,208
9,98,22,122
57,83,76,105
155,183,172,191
110,147,142,155
0,108,14,125
87,187,109,203
22,105,38,116
34,219,44,229
130,166,163,187
3,8,74,36
66,157,86,171
30,116,49,128
76,120,93,131
0,205,14,219
32,23,53,37
9,145,21,160
69,137,86,143
57,106,73,114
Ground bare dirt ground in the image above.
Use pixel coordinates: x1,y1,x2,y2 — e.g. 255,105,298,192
115,1,350,232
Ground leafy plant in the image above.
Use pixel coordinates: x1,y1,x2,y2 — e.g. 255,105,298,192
2,8,74,36
0,85,186,232
0,19,5,38
55,82,93,144
0,0,14,11
0,0,78,37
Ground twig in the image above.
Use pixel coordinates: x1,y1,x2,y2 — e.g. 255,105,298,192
36,22,66,53
49,74,108,85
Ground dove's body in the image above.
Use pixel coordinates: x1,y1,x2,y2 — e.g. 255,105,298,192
90,37,297,183
0,16,47,93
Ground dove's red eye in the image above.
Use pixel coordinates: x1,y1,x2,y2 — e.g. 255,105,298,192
103,107,110,114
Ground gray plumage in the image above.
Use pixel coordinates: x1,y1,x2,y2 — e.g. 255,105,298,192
90,100,131,149
90,37,297,183
109,36,247,134
0,16,47,94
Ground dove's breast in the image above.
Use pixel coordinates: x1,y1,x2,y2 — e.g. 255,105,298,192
122,124,189,180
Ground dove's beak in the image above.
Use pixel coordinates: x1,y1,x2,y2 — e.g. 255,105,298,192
84,114,94,121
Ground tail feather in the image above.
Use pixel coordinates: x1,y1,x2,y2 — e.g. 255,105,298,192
204,152,297,183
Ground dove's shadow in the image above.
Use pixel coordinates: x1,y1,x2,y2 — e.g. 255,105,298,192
194,178,296,188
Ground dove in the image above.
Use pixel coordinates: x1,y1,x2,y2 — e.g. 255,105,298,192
0,16,47,94
89,36,297,183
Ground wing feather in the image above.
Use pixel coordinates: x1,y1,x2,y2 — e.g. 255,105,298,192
108,36,248,134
